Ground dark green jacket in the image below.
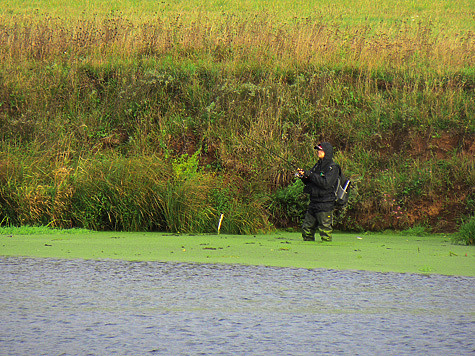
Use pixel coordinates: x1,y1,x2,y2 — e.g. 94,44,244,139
300,142,339,212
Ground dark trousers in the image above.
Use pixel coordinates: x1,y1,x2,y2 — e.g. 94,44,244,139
302,210,333,241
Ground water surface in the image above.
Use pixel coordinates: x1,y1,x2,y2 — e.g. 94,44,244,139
1,257,473,355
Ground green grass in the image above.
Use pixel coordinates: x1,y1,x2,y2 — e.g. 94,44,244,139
2,0,473,30
0,226,90,235
1,227,473,276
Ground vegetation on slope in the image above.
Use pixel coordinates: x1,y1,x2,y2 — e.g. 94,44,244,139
0,0,474,234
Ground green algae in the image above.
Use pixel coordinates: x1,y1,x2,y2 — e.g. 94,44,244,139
1,231,473,276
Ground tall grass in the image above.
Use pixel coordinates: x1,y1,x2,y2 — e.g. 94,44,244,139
0,146,272,233
0,1,473,233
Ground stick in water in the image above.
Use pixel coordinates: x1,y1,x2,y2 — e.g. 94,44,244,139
217,213,224,234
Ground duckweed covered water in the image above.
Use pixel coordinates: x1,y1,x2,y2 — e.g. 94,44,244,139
1,257,474,355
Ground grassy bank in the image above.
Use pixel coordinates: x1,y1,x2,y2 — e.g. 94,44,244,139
0,228,473,276
0,0,474,234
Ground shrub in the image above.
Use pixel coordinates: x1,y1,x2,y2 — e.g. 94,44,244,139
452,216,475,245
268,180,307,228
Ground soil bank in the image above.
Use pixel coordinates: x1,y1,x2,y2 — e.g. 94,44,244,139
1,231,473,277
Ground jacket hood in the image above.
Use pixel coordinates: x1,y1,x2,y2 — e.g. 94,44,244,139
317,142,334,169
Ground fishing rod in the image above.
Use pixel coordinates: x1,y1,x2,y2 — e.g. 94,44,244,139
246,136,300,171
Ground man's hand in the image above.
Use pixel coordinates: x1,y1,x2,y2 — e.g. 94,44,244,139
296,168,305,178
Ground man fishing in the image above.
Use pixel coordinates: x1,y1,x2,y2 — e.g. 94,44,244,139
296,142,339,242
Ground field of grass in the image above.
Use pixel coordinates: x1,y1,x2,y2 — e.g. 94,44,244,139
0,0,474,234
3,0,474,28
1,226,473,276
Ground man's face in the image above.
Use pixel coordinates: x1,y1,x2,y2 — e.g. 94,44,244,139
317,149,325,159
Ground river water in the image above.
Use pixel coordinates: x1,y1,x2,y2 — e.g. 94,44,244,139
0,257,473,356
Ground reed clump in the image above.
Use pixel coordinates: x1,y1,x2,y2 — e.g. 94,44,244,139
0,148,272,233
0,2,473,233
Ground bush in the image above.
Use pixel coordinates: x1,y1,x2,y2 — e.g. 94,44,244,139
268,180,307,228
452,216,475,245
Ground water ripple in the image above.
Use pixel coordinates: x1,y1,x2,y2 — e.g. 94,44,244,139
1,257,474,355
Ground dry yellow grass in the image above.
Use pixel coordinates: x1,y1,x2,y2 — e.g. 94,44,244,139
1,0,473,74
